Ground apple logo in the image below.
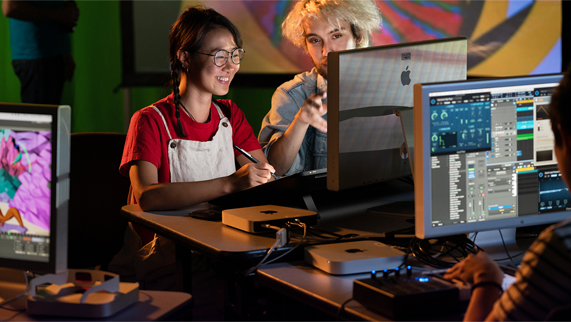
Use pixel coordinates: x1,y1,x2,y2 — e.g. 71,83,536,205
401,66,411,86
260,210,277,215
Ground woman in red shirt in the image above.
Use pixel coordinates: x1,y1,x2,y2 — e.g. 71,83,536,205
121,6,274,211
111,6,274,292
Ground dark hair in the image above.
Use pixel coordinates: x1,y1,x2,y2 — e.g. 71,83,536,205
550,64,571,147
169,6,242,137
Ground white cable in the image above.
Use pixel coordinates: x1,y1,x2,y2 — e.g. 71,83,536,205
262,223,282,231
265,222,306,265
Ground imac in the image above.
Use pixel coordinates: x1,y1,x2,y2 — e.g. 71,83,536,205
327,37,467,192
413,74,568,257
0,103,70,274
0,103,139,318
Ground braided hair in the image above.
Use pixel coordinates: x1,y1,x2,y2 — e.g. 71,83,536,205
169,6,242,137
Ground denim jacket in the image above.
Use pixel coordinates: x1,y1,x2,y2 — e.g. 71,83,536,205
259,68,327,175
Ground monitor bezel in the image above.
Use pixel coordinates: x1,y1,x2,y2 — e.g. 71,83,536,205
0,103,70,274
414,73,568,239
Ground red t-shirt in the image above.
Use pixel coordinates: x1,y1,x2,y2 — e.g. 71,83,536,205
120,94,261,190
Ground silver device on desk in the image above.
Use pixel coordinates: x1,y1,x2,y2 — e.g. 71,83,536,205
222,205,318,233
304,240,406,275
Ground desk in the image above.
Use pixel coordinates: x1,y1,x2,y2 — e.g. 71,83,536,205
256,261,472,321
0,267,192,321
121,178,415,261
120,179,415,318
0,291,192,321
257,261,389,321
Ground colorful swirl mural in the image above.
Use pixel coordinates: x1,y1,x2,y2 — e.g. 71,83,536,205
176,0,561,76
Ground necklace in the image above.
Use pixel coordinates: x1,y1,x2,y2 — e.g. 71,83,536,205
179,102,196,122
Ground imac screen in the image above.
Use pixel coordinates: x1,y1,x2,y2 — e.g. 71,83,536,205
328,37,467,191
0,104,70,274
414,74,569,240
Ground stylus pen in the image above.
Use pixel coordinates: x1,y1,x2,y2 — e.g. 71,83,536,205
233,145,279,179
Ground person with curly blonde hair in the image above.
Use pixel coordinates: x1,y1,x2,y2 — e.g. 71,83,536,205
259,0,382,176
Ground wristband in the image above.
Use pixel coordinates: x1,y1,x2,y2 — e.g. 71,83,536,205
471,281,503,295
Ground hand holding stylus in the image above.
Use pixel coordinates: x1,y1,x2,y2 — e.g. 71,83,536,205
233,145,279,179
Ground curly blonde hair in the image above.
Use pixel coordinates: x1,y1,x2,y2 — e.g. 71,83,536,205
282,0,382,50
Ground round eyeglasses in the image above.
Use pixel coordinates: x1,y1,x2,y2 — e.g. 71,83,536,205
194,48,245,67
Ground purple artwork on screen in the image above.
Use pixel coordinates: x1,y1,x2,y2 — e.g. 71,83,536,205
0,130,51,233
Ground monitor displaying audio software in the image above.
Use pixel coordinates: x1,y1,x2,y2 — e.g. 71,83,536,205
414,74,567,240
0,103,70,274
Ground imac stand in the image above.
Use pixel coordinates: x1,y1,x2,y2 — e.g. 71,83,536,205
302,193,319,214
367,108,416,218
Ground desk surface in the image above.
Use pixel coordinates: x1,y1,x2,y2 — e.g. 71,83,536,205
119,180,414,319
0,290,191,321
257,261,389,321
122,203,283,262
121,179,415,264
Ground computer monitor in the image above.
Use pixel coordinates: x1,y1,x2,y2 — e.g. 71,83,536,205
327,37,467,191
414,74,568,253
0,103,70,274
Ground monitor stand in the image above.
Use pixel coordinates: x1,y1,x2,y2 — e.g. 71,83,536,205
366,108,415,219
302,193,319,214
470,228,527,263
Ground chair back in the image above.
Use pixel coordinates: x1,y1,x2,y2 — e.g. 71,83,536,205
67,132,130,271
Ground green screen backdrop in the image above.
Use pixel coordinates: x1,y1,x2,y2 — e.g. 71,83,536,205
0,1,274,135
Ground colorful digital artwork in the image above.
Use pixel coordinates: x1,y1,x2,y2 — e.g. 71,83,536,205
0,129,51,237
177,0,561,76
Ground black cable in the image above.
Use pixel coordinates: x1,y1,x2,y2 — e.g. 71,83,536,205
307,226,344,238
0,305,26,312
498,229,514,262
336,298,354,321
398,175,414,185
243,239,280,276
409,235,480,268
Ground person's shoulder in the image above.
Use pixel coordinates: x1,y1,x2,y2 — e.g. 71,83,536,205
532,217,571,253
277,68,319,93
131,96,172,123
138,95,172,115
134,105,161,120
551,217,571,240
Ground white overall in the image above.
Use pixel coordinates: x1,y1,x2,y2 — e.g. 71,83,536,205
109,103,235,291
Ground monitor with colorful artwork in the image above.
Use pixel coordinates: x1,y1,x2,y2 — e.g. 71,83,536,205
0,103,70,274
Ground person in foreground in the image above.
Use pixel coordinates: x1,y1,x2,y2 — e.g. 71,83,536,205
258,0,382,176
121,6,274,212
444,66,571,321
110,6,274,292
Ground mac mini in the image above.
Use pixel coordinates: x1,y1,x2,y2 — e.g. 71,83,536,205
222,205,318,233
304,240,406,275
